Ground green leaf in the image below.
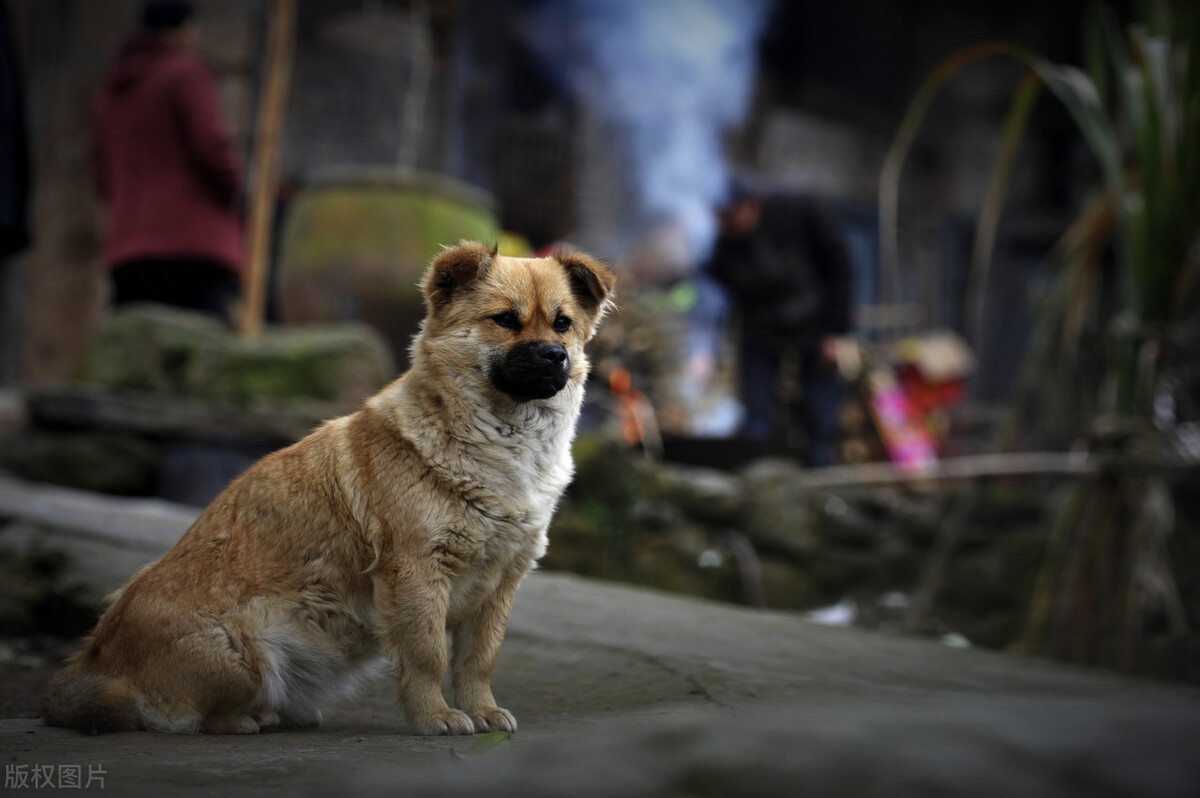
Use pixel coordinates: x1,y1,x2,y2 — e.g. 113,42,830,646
878,42,1034,310
965,71,1044,350
463,730,512,756
1083,3,1111,115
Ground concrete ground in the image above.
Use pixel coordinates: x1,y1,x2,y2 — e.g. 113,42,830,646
2,475,1199,796
4,571,1200,798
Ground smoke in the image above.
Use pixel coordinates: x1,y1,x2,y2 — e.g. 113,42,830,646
527,0,772,262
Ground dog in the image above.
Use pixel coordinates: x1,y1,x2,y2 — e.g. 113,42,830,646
43,242,615,736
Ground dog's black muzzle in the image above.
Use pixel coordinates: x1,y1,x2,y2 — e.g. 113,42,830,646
490,341,570,401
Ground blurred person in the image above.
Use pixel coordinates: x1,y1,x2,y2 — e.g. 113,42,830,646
92,0,243,320
1,0,29,261
705,177,853,466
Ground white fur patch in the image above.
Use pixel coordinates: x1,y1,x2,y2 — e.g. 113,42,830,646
255,622,385,726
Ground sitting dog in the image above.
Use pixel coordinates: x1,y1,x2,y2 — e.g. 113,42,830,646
44,242,615,735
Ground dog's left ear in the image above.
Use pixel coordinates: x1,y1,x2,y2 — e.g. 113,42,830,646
423,241,497,311
557,251,616,321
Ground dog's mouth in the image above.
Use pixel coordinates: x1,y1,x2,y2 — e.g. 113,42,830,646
489,342,570,401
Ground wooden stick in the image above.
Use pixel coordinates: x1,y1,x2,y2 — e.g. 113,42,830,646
238,0,296,338
796,451,1099,490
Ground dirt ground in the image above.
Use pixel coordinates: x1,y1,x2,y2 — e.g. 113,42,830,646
0,637,74,718
4,572,1200,798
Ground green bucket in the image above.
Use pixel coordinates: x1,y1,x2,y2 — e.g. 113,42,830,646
278,166,500,370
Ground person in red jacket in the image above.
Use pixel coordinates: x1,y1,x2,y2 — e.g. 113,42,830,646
92,0,243,321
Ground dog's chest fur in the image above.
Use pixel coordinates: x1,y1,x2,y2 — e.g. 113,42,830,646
367,380,580,619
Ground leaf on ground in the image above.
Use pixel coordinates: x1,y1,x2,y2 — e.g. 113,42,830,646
450,730,513,761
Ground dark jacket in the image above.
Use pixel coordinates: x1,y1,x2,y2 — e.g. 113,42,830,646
707,194,853,350
0,2,29,258
92,34,243,271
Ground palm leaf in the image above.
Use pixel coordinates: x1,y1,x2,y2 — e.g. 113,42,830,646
878,42,1029,318
964,71,1043,351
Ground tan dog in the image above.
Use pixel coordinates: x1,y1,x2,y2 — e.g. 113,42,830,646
43,242,615,736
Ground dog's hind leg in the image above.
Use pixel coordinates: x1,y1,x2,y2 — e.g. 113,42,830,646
143,618,271,735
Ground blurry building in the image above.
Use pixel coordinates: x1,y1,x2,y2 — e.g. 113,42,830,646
3,0,1099,409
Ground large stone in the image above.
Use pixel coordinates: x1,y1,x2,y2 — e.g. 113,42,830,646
77,305,395,415
1,428,158,495
651,464,746,526
25,386,321,447
0,521,111,636
740,458,822,558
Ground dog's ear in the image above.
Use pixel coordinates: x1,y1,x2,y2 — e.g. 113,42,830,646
557,250,616,319
423,241,497,311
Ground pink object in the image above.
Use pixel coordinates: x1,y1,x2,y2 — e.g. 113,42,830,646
866,373,937,474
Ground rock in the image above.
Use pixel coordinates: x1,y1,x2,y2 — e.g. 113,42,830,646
0,522,99,636
77,305,227,397
77,304,395,414
630,542,737,603
26,386,321,447
817,492,887,548
1,429,158,495
569,434,649,510
543,498,627,580
810,548,885,594
740,458,821,557
651,464,745,525
756,555,818,610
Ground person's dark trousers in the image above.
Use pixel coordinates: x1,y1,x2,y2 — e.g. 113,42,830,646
738,342,782,441
799,347,842,467
111,258,240,322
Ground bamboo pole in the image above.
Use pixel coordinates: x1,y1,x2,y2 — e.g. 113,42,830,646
795,451,1099,490
238,0,296,338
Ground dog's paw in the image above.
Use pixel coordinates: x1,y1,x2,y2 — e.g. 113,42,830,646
465,706,517,734
410,707,476,736
201,714,263,735
250,709,281,729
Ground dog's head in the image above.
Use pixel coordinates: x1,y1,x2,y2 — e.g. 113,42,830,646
416,242,616,403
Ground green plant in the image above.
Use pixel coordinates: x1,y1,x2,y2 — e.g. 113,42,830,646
881,0,1199,671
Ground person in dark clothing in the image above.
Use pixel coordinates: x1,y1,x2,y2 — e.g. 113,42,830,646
706,182,854,466
1,0,29,259
92,0,243,320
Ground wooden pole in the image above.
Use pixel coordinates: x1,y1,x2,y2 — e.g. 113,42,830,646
794,451,1100,490
238,0,296,338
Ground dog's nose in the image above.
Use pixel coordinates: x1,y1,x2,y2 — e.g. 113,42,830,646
539,345,568,365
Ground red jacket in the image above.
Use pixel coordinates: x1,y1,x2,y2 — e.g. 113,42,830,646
92,35,243,272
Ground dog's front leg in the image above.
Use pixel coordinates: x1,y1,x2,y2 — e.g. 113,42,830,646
375,566,475,736
450,572,520,733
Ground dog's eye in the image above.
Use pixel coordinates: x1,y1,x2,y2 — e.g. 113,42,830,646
553,315,572,333
491,312,521,331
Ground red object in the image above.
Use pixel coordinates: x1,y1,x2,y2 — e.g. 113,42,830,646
608,365,647,446
898,364,967,414
92,35,244,272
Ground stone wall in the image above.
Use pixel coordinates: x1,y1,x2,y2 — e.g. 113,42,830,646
546,434,1200,684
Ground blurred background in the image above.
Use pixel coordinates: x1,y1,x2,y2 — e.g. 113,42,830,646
0,0,1197,696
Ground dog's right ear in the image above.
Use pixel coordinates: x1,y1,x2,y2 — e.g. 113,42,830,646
423,241,496,311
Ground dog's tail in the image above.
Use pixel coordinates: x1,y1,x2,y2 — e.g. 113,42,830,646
43,667,140,734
